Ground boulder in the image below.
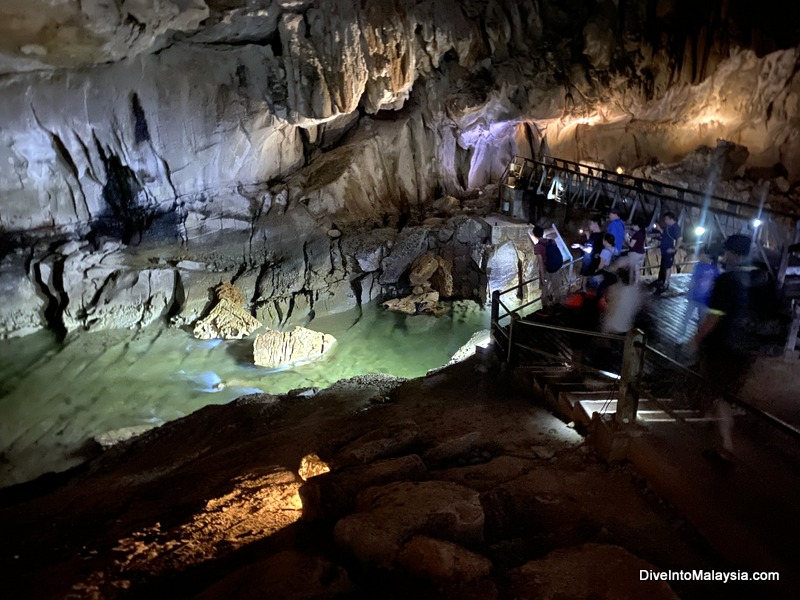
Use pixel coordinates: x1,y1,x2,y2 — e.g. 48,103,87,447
397,535,493,583
409,253,440,286
194,283,262,340
431,256,455,298
421,432,482,466
194,550,354,600
508,543,680,600
382,291,443,315
333,420,420,468
432,195,461,216
334,480,485,569
379,227,429,285
298,453,331,482
299,455,427,521
253,326,336,369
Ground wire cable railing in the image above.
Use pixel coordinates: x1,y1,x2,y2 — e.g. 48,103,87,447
490,261,800,441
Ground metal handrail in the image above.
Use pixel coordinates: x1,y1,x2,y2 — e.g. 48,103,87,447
511,318,625,342
642,344,800,438
537,155,800,221
490,263,800,441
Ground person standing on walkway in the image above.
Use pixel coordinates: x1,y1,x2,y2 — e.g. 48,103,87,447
691,234,752,463
678,246,720,341
624,218,647,284
529,225,555,308
593,233,618,298
654,212,681,292
578,216,604,292
606,207,625,257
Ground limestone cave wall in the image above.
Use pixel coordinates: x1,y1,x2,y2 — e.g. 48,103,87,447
1,0,799,337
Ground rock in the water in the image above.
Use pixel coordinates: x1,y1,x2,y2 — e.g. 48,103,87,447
409,253,440,286
193,300,262,340
253,326,336,369
193,283,262,340
382,291,443,315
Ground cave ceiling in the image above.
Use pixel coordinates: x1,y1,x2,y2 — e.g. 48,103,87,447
1,0,799,238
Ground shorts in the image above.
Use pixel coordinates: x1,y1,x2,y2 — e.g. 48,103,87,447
660,252,675,269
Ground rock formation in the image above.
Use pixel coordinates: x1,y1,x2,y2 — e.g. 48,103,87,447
252,325,336,369
193,282,262,340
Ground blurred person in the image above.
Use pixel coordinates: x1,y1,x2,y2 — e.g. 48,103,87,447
602,268,644,335
678,246,720,341
691,234,752,464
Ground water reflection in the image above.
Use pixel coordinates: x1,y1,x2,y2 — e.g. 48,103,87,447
0,300,489,487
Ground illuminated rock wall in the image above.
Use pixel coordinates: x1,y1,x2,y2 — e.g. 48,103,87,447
0,0,798,336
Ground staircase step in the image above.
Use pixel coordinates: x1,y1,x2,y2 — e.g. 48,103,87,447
516,364,574,375
575,398,690,426
559,391,618,422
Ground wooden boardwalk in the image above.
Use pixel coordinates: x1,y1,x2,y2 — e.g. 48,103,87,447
508,274,800,598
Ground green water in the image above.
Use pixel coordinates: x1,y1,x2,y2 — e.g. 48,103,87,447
0,300,489,487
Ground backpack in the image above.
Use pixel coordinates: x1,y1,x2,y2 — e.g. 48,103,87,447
544,238,564,273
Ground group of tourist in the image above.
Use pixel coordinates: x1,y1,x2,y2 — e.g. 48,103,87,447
529,210,753,464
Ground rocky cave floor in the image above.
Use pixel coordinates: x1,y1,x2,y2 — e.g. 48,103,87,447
0,353,748,600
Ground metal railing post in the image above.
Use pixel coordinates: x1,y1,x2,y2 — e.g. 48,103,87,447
506,316,516,365
616,328,646,425
491,290,500,324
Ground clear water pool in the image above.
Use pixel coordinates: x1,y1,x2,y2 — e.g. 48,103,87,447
0,300,489,487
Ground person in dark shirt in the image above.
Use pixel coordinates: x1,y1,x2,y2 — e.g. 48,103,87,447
579,216,604,280
654,212,682,291
691,234,752,463
625,218,647,283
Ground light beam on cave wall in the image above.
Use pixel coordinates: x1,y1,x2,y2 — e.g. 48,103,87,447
459,121,545,189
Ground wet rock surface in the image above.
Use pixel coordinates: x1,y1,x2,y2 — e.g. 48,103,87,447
0,357,733,599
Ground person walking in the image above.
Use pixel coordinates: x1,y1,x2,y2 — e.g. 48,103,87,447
602,268,644,334
691,234,752,464
678,246,720,341
654,212,681,292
